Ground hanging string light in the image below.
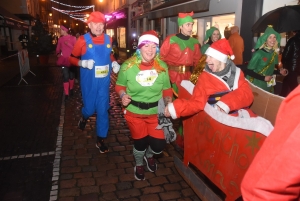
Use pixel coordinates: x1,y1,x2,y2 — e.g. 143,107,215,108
51,0,94,22
50,0,94,9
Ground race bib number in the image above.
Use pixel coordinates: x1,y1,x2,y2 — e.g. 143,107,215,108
136,70,158,86
95,65,109,78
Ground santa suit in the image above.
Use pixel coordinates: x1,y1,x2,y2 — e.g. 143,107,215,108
70,33,114,138
241,85,300,201
168,64,253,118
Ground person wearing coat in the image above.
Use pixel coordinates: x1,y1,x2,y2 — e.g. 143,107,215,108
56,25,76,100
241,84,300,200
164,39,254,120
280,30,300,97
228,26,244,66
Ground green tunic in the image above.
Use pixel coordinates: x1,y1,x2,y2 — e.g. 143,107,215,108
116,59,171,115
246,49,278,93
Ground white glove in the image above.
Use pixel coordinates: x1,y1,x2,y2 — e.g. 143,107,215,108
79,59,95,70
112,61,120,73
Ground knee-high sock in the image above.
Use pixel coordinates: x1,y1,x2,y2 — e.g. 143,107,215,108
69,79,74,90
133,147,146,166
63,82,69,95
145,146,161,158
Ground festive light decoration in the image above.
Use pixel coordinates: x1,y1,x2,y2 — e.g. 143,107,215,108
51,0,94,22
50,0,94,9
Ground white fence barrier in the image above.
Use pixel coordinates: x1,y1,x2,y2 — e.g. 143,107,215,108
18,49,36,85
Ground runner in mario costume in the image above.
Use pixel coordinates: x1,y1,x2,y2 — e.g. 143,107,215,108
164,38,254,119
69,11,120,153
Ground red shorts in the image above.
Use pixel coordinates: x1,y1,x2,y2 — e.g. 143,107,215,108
124,111,164,140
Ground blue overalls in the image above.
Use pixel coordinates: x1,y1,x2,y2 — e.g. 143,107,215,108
80,33,112,138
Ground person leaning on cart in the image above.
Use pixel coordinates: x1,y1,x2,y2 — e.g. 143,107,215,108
164,39,254,119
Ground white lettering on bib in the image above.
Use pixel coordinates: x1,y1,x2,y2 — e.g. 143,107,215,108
95,65,109,78
136,70,158,86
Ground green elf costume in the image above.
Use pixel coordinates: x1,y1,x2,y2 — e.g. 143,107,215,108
160,11,201,145
200,26,221,54
246,25,281,93
160,11,201,97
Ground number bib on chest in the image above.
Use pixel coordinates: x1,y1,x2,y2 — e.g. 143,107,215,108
136,70,158,86
95,65,109,78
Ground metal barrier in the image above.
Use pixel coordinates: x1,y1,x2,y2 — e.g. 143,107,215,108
17,50,36,85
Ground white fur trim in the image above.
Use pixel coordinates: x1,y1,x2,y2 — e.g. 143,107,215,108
204,103,274,136
180,80,195,94
205,47,228,63
231,55,235,60
138,34,159,46
168,103,177,119
215,101,230,114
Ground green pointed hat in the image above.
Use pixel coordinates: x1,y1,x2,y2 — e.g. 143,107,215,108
254,25,281,49
178,11,194,26
204,26,222,42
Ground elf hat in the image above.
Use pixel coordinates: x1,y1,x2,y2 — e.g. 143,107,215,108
204,26,221,42
60,25,68,32
86,11,105,24
178,11,194,26
138,30,159,49
254,25,281,49
205,38,235,63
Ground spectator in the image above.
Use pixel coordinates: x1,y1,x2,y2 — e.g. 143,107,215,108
228,26,244,66
160,12,201,147
112,35,118,48
69,11,120,154
201,26,221,54
75,33,80,40
19,30,28,49
241,85,300,201
115,30,173,181
164,39,254,120
56,25,76,100
280,30,300,97
245,25,288,93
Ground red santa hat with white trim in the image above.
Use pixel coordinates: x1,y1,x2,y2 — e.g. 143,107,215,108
205,39,235,63
138,30,159,49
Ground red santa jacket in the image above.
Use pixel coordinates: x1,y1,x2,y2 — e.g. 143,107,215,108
168,67,253,118
241,85,300,201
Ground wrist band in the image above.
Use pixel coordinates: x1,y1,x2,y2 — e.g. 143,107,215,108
120,92,126,99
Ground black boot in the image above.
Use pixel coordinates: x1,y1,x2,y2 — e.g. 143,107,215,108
78,117,87,130
70,89,74,96
96,137,109,153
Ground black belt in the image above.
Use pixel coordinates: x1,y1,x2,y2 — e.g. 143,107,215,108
130,100,158,110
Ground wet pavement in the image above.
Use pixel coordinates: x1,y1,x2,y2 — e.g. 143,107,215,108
0,52,201,201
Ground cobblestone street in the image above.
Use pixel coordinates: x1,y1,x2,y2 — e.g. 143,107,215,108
0,53,201,201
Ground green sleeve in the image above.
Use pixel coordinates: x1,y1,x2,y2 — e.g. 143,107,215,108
247,51,261,71
201,44,209,54
116,63,128,87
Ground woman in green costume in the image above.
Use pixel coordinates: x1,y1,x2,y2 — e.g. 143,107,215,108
245,26,288,93
200,26,222,54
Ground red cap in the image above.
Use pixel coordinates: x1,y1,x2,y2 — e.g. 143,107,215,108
86,11,105,23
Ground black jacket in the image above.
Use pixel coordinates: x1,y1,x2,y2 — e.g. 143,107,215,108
281,33,300,74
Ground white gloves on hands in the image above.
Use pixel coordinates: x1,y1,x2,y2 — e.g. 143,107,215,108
112,61,120,73
79,59,95,70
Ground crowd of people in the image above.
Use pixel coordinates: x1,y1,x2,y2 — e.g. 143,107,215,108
46,7,300,199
